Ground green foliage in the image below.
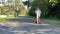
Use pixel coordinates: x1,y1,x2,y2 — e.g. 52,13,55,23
29,7,36,16
41,18,60,25
1,6,14,15
48,0,60,19
29,0,60,19
49,0,57,6
29,0,49,18
0,16,15,21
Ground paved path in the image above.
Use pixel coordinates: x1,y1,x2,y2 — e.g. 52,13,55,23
0,16,60,34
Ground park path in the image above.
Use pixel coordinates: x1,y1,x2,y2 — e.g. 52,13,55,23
0,16,60,34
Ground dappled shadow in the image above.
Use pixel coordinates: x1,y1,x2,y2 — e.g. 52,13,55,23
0,23,55,34
6,16,35,23
0,16,35,34
1,16,60,34
0,23,59,34
0,20,60,34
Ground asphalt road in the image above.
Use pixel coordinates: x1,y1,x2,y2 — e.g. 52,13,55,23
0,16,60,34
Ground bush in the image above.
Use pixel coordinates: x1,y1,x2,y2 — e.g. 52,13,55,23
28,0,49,18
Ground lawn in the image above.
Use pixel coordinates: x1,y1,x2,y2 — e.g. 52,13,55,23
0,15,15,21
41,18,60,27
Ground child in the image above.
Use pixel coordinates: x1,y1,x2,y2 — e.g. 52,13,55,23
35,8,41,24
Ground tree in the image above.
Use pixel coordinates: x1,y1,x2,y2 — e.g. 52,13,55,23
48,0,60,18
29,0,49,18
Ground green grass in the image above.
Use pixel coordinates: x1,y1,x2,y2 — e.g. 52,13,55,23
41,18,60,26
0,16,15,21
0,18,7,21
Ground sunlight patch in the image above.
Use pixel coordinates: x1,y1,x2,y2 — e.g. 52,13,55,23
0,22,20,27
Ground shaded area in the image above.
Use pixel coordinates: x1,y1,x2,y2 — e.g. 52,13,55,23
6,16,35,23
0,23,60,34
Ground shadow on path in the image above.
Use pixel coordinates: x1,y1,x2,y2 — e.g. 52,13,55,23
0,16,60,34
6,16,35,23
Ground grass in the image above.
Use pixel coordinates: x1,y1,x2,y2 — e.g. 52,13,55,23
0,16,15,21
28,16,60,26
41,18,60,26
0,18,7,21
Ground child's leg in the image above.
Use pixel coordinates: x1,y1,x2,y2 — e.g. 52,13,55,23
37,14,39,23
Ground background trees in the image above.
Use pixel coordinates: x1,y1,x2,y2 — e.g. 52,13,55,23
29,0,49,18
28,0,60,19
0,0,60,19
48,0,60,18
